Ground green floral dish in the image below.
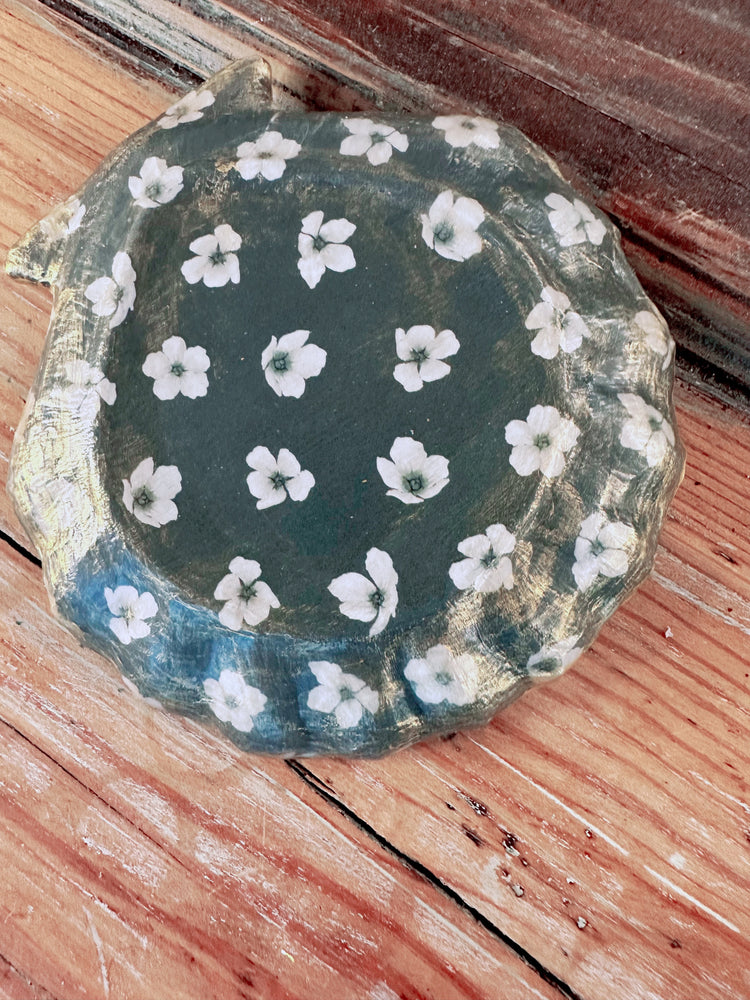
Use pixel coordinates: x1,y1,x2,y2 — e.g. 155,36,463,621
6,60,684,756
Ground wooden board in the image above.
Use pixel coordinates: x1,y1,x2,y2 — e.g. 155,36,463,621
1,2,750,998
37,0,750,400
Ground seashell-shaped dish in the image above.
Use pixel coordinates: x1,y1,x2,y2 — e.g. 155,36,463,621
7,60,684,757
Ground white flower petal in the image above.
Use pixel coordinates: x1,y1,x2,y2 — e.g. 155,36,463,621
389,436,427,469
393,362,424,392
335,699,363,728
286,469,315,501
320,242,356,273
510,445,543,476
181,256,209,284
376,457,402,490
298,255,326,289
245,446,277,475
448,557,482,590
319,217,356,243
340,134,373,157
308,684,341,714
365,548,397,593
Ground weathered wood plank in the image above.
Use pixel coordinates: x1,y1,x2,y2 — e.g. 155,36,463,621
1,4,749,996
34,0,750,397
0,542,563,1000
0,957,53,1000
295,381,750,1000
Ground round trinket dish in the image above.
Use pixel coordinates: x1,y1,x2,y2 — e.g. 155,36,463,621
7,60,684,756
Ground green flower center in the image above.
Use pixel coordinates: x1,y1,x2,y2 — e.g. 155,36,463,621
239,582,256,602
210,249,227,265
411,347,429,365
369,588,385,609
403,474,425,494
534,433,551,450
272,352,290,372
435,671,452,686
170,362,185,376
590,538,606,556
649,416,662,432
312,234,328,252
271,471,290,491
433,222,454,244
133,487,154,508
339,686,355,701
480,548,498,569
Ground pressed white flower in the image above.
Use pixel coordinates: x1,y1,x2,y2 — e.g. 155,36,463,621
449,523,516,593
104,585,158,645
328,548,398,638
633,309,675,371
421,190,485,262
39,196,85,239
261,329,326,398
158,88,214,129
214,557,280,630
203,668,267,732
181,224,241,287
525,287,590,359
142,336,210,400
405,644,479,706
122,457,181,527
339,118,409,165
505,405,580,478
526,636,583,678
128,156,184,208
84,251,136,329
545,193,606,247
245,446,315,510
377,437,449,504
572,512,635,591
432,115,500,149
618,393,675,467
297,210,356,289
235,131,301,181
393,325,460,392
307,661,379,728
62,359,116,422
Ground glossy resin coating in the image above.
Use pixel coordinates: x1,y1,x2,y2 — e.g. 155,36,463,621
7,60,684,756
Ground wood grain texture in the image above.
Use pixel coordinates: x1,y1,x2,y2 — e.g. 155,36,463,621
0,543,563,1000
2,2,750,997
300,389,750,997
36,0,750,398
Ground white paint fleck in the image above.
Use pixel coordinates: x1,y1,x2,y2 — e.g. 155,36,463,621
22,758,53,795
369,984,400,1000
664,626,673,638
511,884,525,897
77,809,168,889
652,569,750,637
645,865,742,934
114,779,179,845
669,852,687,870
467,737,630,855
576,916,587,929
84,908,110,998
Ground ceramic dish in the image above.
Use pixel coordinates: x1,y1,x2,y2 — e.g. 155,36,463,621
7,60,684,756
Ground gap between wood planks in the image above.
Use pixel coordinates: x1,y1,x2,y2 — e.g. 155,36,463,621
286,760,583,1000
0,531,580,999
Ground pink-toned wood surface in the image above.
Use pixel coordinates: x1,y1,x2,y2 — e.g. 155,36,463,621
1,3,749,998
42,0,750,396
